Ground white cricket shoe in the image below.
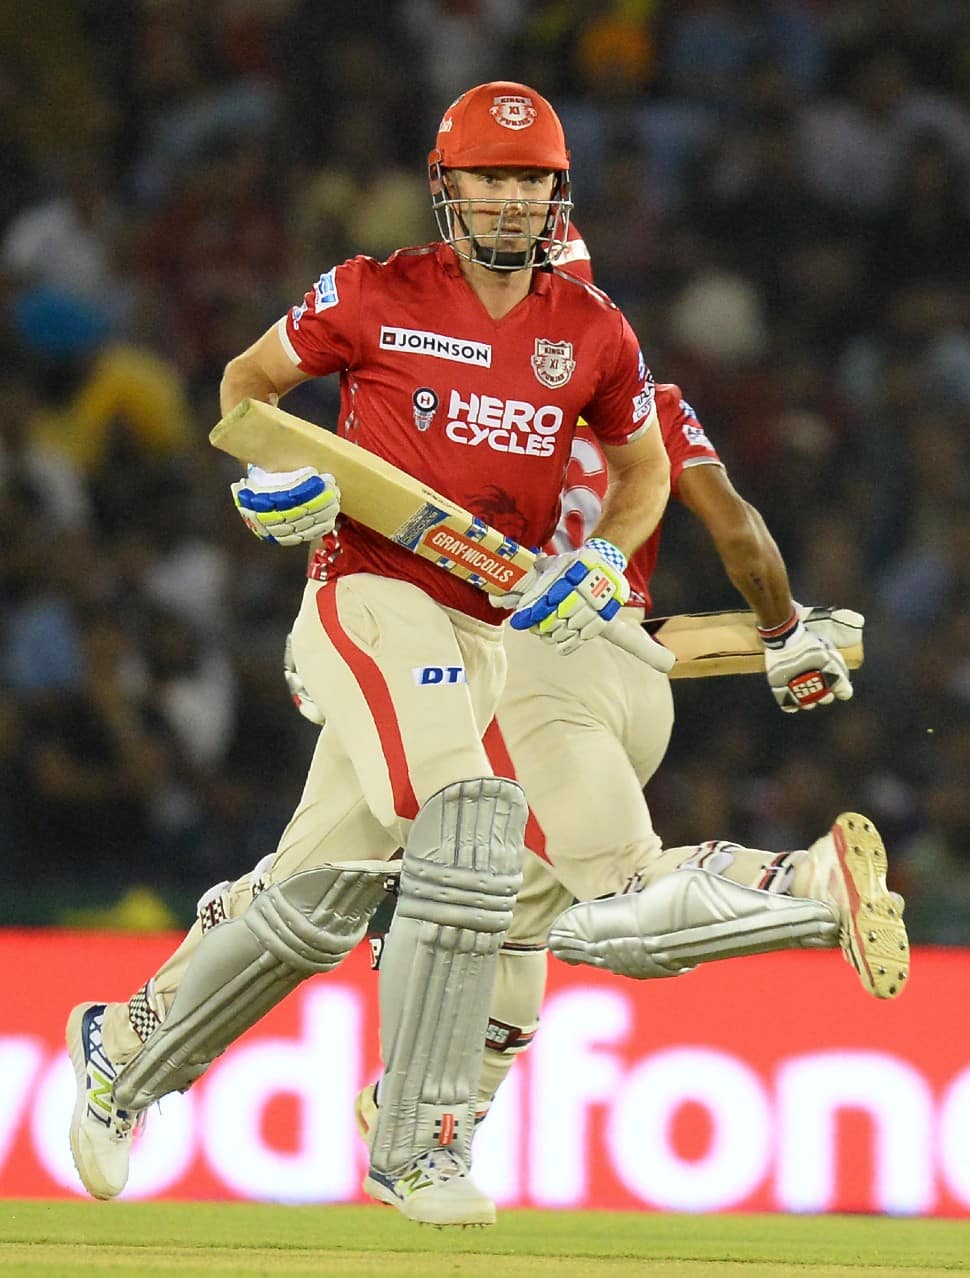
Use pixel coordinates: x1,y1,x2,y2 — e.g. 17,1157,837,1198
364,1147,495,1226
67,1002,143,1199
802,813,910,999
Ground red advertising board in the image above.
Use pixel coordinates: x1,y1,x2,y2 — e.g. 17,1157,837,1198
0,929,964,1215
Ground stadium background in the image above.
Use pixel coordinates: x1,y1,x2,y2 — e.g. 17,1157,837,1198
0,0,967,1215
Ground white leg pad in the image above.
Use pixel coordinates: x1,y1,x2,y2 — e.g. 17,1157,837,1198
548,867,839,979
114,862,393,1110
369,777,526,1177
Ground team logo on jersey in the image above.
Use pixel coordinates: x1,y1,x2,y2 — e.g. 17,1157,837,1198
489,94,536,131
531,339,575,388
291,301,308,330
380,326,492,367
412,387,439,432
313,269,339,312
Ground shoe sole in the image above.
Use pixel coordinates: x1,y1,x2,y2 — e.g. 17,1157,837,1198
831,813,909,999
66,1001,117,1201
362,1174,495,1226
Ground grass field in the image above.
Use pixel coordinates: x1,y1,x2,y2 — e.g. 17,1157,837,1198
2,1202,969,1277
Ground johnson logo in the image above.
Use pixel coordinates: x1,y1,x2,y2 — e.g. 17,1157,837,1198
380,326,491,367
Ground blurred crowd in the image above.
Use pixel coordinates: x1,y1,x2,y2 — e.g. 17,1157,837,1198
0,0,968,942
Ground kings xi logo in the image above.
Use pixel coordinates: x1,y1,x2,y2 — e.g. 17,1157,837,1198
489,95,536,130
531,338,575,389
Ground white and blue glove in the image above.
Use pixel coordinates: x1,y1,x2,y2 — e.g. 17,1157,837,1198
759,604,855,713
495,537,631,656
231,465,340,546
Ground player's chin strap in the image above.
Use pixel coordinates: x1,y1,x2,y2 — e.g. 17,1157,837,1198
113,861,393,1111
547,867,839,980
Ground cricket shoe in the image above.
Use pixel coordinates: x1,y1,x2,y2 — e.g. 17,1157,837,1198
67,1002,144,1199
364,1147,495,1227
801,813,910,999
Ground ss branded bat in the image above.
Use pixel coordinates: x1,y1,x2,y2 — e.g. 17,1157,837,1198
210,400,863,677
211,398,673,671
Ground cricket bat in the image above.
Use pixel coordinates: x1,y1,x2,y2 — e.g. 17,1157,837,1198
210,400,863,679
210,398,673,671
647,608,863,680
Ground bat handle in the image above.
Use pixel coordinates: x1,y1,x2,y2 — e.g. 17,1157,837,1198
602,618,676,673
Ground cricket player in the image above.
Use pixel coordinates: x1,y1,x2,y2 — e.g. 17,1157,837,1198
66,82,672,1226
348,361,908,1132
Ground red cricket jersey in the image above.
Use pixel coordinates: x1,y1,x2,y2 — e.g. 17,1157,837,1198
547,384,722,612
279,242,655,623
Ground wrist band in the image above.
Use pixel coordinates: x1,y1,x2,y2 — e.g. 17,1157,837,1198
757,608,800,649
584,537,627,573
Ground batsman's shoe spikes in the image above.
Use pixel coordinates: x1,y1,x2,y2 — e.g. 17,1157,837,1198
803,813,910,999
364,1147,496,1227
67,1002,143,1199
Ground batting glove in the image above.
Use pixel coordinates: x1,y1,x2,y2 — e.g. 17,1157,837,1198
283,631,325,726
505,538,631,656
759,606,853,713
798,603,865,650
231,465,340,546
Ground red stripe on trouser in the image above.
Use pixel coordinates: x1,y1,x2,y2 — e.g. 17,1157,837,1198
316,583,419,821
483,719,548,861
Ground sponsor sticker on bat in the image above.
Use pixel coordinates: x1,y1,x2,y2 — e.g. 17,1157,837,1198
422,524,528,590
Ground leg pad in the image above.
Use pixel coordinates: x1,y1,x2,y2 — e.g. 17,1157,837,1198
114,862,392,1109
549,867,839,979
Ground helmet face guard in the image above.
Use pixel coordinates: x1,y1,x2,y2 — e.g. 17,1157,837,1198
429,163,572,271
428,82,573,272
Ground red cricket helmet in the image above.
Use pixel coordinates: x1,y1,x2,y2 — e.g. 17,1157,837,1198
429,81,570,171
429,81,572,271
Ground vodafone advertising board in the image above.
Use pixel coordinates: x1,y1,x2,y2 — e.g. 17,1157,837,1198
0,930,964,1215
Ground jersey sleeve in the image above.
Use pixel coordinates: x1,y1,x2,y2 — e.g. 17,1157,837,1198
275,257,364,376
657,384,723,496
582,310,657,448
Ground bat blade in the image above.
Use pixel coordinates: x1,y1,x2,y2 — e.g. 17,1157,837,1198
211,398,533,594
211,399,673,671
645,609,863,679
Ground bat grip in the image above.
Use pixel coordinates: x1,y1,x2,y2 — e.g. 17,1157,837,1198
602,618,676,673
